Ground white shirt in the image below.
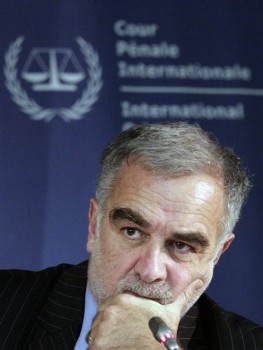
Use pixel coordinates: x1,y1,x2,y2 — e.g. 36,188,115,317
74,286,97,350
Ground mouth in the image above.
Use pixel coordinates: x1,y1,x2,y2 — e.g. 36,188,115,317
125,291,160,302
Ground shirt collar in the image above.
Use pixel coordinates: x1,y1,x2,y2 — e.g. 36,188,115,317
74,285,97,350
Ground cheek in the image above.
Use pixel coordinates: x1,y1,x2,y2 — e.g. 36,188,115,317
168,260,214,296
190,260,215,294
168,263,192,296
99,243,119,272
99,237,136,279
99,224,140,274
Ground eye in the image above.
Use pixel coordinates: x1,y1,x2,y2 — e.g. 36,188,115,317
122,227,142,240
167,240,193,254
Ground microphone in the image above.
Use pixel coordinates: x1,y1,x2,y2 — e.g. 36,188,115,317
149,317,180,350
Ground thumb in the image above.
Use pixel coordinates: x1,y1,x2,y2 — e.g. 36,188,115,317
165,279,204,319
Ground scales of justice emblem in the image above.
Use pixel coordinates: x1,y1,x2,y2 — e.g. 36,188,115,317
22,48,85,92
4,36,103,122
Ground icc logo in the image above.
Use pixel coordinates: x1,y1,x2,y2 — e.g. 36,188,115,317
4,37,103,122
22,48,86,92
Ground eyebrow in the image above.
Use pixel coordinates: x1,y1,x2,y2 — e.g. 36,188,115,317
171,232,210,247
109,207,210,247
109,207,151,228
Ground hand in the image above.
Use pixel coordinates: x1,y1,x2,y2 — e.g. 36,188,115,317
87,278,203,350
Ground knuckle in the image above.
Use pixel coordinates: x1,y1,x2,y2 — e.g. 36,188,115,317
114,293,130,305
103,304,119,319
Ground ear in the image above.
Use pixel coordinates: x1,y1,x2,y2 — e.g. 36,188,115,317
213,233,235,265
86,198,98,254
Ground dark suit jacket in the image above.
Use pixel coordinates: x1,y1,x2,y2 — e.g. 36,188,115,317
0,261,262,350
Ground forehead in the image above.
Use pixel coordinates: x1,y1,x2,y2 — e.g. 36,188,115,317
106,164,225,234
110,162,223,197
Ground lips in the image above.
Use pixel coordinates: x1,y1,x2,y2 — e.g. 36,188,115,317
125,291,159,301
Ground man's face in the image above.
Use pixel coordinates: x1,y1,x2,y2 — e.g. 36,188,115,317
87,163,234,309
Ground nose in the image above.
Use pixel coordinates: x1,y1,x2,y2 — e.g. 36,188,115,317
134,243,167,283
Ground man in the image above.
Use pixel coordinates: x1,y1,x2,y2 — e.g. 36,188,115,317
1,122,262,350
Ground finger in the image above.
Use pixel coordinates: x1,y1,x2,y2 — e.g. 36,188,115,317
90,309,103,329
87,309,104,347
91,296,119,330
165,278,204,316
86,330,93,348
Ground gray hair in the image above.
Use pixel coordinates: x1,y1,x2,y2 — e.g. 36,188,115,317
96,122,250,238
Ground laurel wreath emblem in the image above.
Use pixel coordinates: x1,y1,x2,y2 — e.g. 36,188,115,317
4,36,103,122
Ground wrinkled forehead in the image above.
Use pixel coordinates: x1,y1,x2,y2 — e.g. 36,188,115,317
107,162,225,220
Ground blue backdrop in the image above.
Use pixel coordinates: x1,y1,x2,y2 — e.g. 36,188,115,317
1,0,262,326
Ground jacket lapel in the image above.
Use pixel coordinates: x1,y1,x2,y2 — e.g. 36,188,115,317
198,294,258,350
28,261,88,350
